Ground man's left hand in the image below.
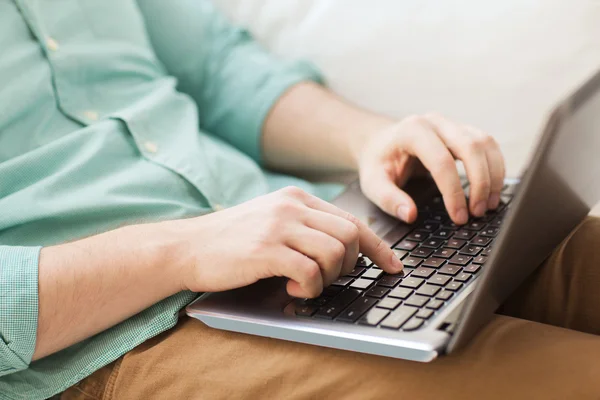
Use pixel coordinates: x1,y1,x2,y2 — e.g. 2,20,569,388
356,113,506,225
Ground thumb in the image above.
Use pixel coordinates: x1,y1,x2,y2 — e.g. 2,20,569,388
361,172,418,223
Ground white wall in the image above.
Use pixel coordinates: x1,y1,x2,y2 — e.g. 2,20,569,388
214,0,600,178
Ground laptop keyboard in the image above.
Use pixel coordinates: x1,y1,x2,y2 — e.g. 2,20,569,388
294,182,516,332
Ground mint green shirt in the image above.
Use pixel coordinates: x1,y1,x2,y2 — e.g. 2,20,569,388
0,1,342,398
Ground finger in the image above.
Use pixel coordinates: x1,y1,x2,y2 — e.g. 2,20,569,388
303,209,360,276
295,192,403,274
278,249,324,298
285,226,344,287
397,119,469,224
359,166,418,223
466,126,506,209
425,114,492,217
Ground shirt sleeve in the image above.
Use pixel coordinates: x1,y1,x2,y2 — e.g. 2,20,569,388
0,246,41,376
136,0,324,163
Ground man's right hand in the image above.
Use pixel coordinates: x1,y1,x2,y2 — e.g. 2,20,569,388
167,186,403,298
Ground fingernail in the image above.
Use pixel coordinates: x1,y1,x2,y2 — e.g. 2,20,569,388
474,201,487,217
456,208,469,225
488,193,500,209
397,205,410,222
391,254,404,272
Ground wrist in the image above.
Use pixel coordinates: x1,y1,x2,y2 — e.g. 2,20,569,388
346,114,395,170
126,221,192,294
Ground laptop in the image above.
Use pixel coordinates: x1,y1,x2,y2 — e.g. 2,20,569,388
186,70,600,362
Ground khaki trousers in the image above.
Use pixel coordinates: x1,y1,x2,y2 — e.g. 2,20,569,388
61,217,600,400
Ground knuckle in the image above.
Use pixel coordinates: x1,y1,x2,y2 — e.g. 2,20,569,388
343,222,360,244
473,179,492,194
432,155,456,174
303,260,321,281
466,137,484,152
280,186,306,199
330,240,346,262
403,114,428,127
373,236,387,257
272,197,299,216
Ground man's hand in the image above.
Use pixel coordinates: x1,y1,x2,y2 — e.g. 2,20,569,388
262,83,505,226
356,113,505,225
170,187,403,298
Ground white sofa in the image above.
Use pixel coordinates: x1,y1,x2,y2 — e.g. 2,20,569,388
214,0,600,213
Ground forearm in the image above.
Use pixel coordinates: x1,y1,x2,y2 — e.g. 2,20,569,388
262,82,394,173
33,222,183,361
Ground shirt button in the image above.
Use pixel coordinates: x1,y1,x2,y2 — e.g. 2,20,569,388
82,110,99,121
213,204,225,211
144,141,159,153
46,37,59,51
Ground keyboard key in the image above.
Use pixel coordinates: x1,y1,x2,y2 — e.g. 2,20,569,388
346,266,365,278
358,308,390,326
399,277,424,289
433,248,456,258
490,217,503,227
337,297,378,322
438,264,461,276
411,267,436,279
314,289,361,319
436,290,454,301
401,317,424,331
406,231,428,242
314,305,344,319
378,274,404,287
381,307,418,329
377,297,402,310
426,299,444,310
365,285,390,298
350,278,374,290
404,294,430,308
448,255,472,266
480,227,499,237
472,236,492,246
463,264,482,273
419,222,440,232
389,287,413,300
427,212,447,223
415,309,434,319
295,304,318,317
446,239,467,249
416,284,441,297
362,268,384,280
322,286,343,297
464,221,485,231
422,257,446,268
454,273,471,282
356,255,371,267
432,228,453,239
402,256,423,267
427,274,452,286
332,276,353,287
441,221,460,230
453,230,476,240
393,249,408,260
483,247,493,256
411,248,433,258
459,245,483,256
421,238,444,249
395,240,418,251
446,282,464,291
473,255,488,264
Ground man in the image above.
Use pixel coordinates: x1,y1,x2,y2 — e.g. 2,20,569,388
1,1,600,399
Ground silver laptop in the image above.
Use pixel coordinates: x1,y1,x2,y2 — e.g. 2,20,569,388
187,70,600,362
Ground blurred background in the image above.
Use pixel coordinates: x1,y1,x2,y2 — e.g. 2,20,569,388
214,0,600,182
